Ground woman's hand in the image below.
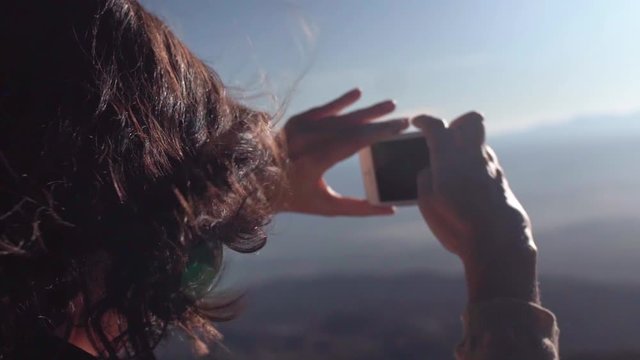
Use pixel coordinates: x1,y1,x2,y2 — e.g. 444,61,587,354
413,112,539,304
276,88,409,216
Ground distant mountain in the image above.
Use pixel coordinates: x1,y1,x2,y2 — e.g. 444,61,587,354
157,271,640,359
220,111,640,288
491,111,640,144
157,113,640,359
565,354,640,360
536,219,640,284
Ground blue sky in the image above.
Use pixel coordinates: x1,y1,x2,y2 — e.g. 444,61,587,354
143,0,640,133
137,1,640,285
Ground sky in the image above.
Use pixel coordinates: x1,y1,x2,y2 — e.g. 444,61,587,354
142,0,640,134
137,1,640,286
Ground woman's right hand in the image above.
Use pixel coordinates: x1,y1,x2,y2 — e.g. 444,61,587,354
413,112,539,304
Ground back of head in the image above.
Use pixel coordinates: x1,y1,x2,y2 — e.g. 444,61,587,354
0,0,282,357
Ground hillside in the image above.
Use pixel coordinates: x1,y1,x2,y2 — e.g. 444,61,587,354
156,113,640,359
158,271,640,359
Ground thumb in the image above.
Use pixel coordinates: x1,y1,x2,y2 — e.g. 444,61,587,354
417,167,434,202
416,168,460,255
417,167,438,227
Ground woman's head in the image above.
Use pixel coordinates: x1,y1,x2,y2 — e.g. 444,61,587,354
0,0,282,357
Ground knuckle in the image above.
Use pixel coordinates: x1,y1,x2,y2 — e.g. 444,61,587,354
466,110,484,121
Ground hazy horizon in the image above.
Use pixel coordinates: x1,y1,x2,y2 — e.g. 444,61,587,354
143,0,640,135
217,112,640,288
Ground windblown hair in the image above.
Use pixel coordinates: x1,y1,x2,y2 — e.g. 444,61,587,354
0,1,283,358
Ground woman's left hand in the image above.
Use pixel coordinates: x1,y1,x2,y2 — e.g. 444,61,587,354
276,88,408,216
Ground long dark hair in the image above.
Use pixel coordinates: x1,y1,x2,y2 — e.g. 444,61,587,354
0,0,283,358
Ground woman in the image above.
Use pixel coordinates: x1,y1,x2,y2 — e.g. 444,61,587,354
0,1,558,359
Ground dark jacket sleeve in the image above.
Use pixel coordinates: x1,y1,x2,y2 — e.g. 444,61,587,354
455,298,559,360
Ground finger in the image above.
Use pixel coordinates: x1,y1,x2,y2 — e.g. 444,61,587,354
419,203,462,255
417,168,444,226
412,115,448,149
325,195,396,217
416,169,464,254
317,118,409,168
417,167,434,200
294,88,362,121
449,111,485,147
299,99,395,137
484,145,506,179
484,145,498,163
417,169,448,241
412,115,450,169
330,99,396,127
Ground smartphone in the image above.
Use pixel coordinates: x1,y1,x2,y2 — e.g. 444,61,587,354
359,132,429,206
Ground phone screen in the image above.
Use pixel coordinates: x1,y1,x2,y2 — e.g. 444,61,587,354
371,136,430,202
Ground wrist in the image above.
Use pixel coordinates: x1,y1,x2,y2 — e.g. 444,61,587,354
462,240,539,304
